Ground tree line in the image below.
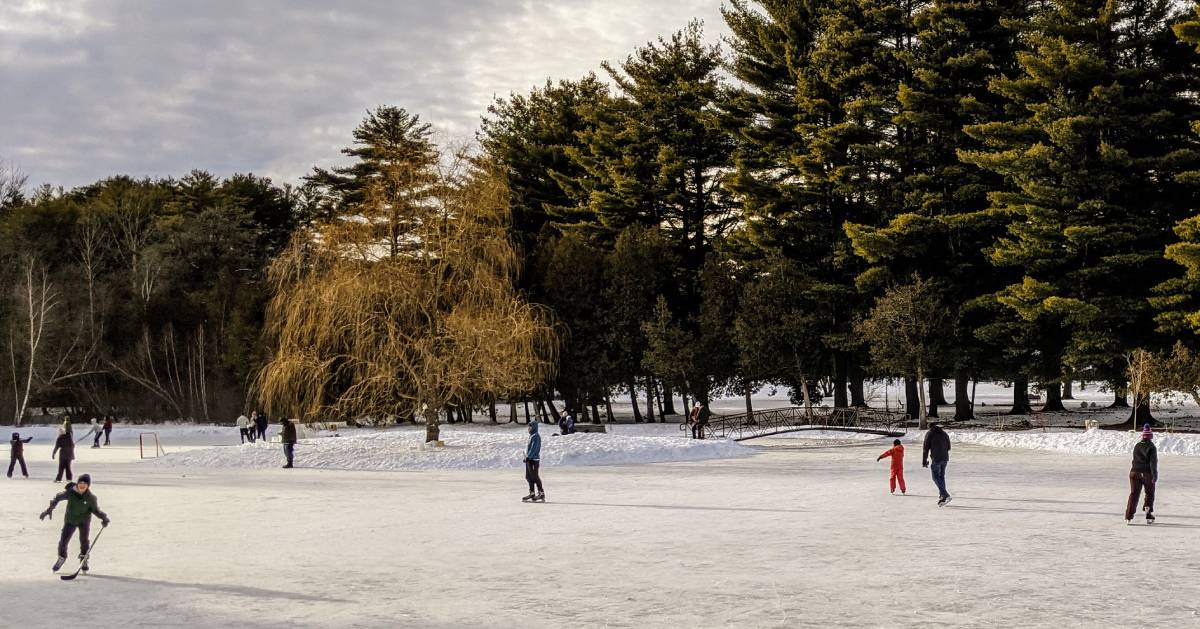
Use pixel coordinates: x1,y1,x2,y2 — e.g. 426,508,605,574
6,0,1200,429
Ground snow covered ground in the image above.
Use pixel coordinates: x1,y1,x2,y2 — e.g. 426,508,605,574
3,423,1200,627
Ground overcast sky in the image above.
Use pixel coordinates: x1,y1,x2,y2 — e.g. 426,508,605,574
0,0,729,190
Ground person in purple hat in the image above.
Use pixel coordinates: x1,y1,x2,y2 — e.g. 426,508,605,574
1125,423,1158,524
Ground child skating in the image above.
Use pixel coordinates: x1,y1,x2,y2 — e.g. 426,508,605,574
522,421,544,502
1125,423,1158,525
876,438,906,495
39,473,110,572
8,432,32,478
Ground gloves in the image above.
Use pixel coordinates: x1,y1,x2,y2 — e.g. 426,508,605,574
39,509,52,521
876,455,882,461
101,518,110,528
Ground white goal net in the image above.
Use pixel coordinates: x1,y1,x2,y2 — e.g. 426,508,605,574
139,432,165,458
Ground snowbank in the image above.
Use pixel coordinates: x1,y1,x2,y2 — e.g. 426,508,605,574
906,428,1200,457
151,427,753,471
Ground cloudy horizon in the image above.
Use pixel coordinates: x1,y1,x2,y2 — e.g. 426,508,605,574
1,0,729,190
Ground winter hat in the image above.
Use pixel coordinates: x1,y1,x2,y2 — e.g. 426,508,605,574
77,473,92,485
893,439,902,446
1142,424,1153,440
11,432,18,439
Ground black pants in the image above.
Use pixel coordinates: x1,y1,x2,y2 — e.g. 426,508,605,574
525,460,543,494
257,426,267,440
1126,470,1155,520
7,455,27,477
239,428,251,444
283,443,294,466
56,459,72,482
93,431,102,447
58,520,91,558
103,427,111,445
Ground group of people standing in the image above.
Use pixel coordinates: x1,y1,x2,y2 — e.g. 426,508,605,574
235,410,270,444
7,416,115,482
876,421,1159,522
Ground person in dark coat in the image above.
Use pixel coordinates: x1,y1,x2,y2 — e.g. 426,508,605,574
922,423,952,506
280,418,297,468
522,420,544,502
8,432,32,478
1125,423,1158,524
255,410,269,441
40,473,109,571
102,416,113,445
51,428,75,482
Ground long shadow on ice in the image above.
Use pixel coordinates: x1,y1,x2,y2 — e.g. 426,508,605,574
89,575,348,602
550,501,806,514
952,505,1200,523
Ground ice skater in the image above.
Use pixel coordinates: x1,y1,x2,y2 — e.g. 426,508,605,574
102,416,113,445
82,418,103,448
1125,423,1158,524
236,413,253,444
8,432,32,478
280,417,297,468
40,473,110,572
255,410,269,441
52,427,75,482
922,422,952,506
876,438,906,495
522,420,544,502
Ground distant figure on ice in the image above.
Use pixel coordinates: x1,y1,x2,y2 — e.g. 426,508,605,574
522,420,545,502
560,412,576,435
61,417,73,439
236,413,253,444
255,410,269,441
52,427,75,482
102,416,113,445
82,418,103,449
1125,423,1158,525
8,432,32,478
922,423,952,506
876,439,906,495
280,417,297,468
40,473,109,572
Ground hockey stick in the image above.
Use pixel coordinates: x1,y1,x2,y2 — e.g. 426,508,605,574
61,525,105,581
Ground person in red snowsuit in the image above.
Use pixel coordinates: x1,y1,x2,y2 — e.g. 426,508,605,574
877,439,906,495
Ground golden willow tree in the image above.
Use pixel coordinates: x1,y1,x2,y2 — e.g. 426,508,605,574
257,106,557,441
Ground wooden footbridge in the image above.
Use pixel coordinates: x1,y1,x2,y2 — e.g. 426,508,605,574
686,406,906,441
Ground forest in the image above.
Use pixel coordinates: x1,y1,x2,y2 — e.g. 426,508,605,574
4,0,1200,430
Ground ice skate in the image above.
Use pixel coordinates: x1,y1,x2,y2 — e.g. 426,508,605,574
80,554,89,572
522,493,535,502
53,555,66,572
941,496,952,506
1146,513,1155,524
533,493,545,502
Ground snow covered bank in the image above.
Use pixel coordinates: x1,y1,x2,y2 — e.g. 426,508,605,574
151,427,753,471
907,428,1200,457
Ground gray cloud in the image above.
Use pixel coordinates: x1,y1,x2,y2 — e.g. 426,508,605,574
0,0,728,189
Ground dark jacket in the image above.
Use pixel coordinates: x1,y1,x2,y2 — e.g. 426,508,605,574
52,434,75,461
47,483,108,526
526,422,541,461
280,420,297,444
103,418,113,431
923,426,951,464
256,413,269,430
10,436,32,457
1132,440,1158,479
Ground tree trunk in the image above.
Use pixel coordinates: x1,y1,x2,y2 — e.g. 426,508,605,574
604,392,615,423
1110,389,1129,408
1128,395,1156,425
488,400,497,424
1062,380,1074,400
953,372,974,421
929,378,950,406
545,398,563,423
523,399,531,424
800,376,813,419
849,358,866,408
904,377,920,420
653,380,665,417
1042,382,1066,412
916,371,928,430
630,382,643,423
1009,378,1033,415
590,397,600,424
661,380,676,415
425,409,440,442
645,376,656,423
509,401,517,424
833,353,849,408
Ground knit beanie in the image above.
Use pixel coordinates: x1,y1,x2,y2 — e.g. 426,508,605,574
1142,423,1153,440
77,473,92,485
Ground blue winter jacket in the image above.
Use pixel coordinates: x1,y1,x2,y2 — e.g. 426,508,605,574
526,423,541,461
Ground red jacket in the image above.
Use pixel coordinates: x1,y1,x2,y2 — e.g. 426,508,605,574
877,444,904,472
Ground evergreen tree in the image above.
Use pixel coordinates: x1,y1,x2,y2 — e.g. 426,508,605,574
962,0,1200,418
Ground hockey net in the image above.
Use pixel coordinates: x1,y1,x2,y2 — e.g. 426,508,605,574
139,432,166,459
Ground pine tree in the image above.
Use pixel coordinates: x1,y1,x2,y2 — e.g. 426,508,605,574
962,0,1200,418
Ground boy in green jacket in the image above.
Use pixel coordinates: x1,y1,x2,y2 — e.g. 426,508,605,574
40,473,110,571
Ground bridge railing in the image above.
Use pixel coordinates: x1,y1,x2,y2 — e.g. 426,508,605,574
689,406,905,441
